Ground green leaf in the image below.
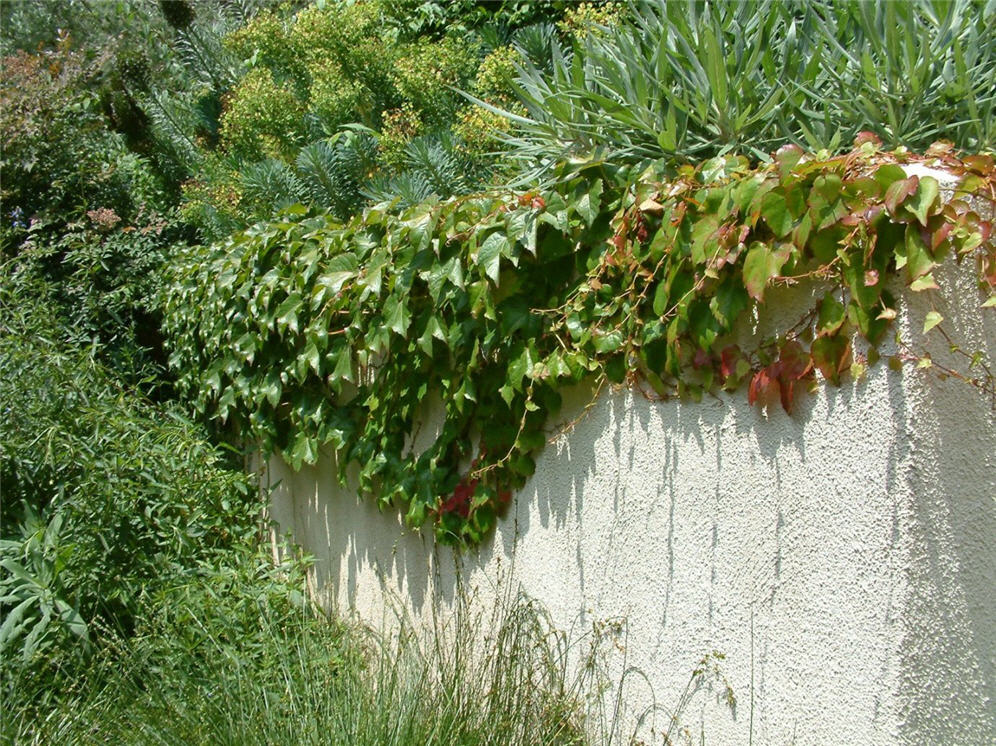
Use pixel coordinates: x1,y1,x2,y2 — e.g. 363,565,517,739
330,346,354,385
303,340,321,375
289,431,318,468
384,295,411,335
817,294,847,336
317,270,355,296
275,293,303,334
709,278,748,329
507,344,537,391
760,191,794,238
509,453,535,477
734,174,764,212
0,597,37,648
53,599,88,641
922,311,943,334
576,179,603,226
907,176,939,226
261,370,282,407
593,329,624,354
811,334,851,385
884,176,918,216
418,316,446,355
910,273,939,292
903,224,934,279
477,232,509,285
872,164,908,192
652,282,670,317
691,215,720,264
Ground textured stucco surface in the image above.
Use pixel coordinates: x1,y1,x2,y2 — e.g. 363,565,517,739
265,171,995,745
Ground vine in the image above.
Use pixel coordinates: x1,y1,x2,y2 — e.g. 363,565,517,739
163,140,995,544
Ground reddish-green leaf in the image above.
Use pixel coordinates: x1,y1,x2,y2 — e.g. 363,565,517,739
742,241,790,301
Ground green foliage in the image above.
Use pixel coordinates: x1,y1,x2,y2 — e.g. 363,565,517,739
0,30,198,372
3,536,316,743
0,281,261,669
379,103,425,169
1,508,90,667
293,2,396,120
219,66,307,160
393,35,481,129
556,1,625,39
164,140,995,544
179,1,537,234
474,44,524,102
379,0,571,41
487,0,996,182
6,210,186,378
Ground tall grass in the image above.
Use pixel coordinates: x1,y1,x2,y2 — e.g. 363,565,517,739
6,587,596,746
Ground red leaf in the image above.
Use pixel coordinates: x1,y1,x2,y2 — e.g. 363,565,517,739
720,345,742,378
777,340,813,382
771,340,814,413
779,378,796,414
854,131,882,147
441,477,479,518
748,367,779,408
775,143,804,175
980,219,992,243
962,154,995,175
884,176,919,216
930,221,952,251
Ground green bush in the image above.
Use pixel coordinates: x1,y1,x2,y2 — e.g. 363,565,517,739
219,67,306,160
0,41,165,251
393,35,481,129
0,279,261,672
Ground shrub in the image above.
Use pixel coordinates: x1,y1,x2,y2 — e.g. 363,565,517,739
0,40,163,250
0,279,261,671
392,35,482,130
218,67,306,160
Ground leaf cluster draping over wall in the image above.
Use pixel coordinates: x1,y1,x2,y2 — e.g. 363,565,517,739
164,141,995,543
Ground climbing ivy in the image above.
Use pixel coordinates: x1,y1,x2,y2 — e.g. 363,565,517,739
163,140,995,543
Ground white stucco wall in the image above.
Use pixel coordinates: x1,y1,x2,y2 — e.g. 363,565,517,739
264,171,995,745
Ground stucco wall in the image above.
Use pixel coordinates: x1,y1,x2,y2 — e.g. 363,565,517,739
264,171,995,745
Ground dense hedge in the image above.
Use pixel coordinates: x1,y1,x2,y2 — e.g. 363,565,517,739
165,140,995,543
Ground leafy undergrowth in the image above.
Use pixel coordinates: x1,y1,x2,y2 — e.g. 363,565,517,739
165,140,995,544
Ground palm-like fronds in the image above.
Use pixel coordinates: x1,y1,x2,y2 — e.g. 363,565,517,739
403,133,470,197
363,171,435,210
241,158,305,214
296,128,380,218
